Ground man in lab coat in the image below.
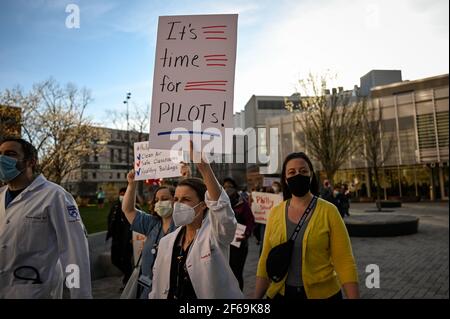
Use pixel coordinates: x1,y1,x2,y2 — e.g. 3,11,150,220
0,138,92,298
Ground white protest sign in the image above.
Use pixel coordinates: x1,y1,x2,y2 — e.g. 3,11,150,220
134,141,184,180
149,14,238,152
251,192,283,224
230,223,247,248
132,231,146,265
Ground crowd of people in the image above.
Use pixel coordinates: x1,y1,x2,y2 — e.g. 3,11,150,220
0,138,359,299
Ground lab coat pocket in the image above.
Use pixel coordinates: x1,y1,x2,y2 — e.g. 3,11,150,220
17,217,49,253
6,283,53,299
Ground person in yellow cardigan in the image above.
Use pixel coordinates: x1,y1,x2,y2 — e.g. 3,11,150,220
254,152,360,299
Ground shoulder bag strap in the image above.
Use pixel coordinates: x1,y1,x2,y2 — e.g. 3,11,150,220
288,195,318,241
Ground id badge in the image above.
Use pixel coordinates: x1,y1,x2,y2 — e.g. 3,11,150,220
137,275,152,288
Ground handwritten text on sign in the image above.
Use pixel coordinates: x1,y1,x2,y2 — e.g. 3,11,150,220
149,14,238,151
251,192,283,225
134,141,184,180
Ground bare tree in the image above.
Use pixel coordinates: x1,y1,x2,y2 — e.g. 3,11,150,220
0,104,21,138
106,102,150,142
285,73,365,183
0,78,107,184
360,100,395,211
105,102,150,197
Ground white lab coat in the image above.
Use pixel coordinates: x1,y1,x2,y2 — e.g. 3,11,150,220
0,174,92,298
149,188,244,299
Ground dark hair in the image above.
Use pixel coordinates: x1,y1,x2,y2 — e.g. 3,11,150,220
272,181,282,187
0,138,39,173
281,152,319,200
223,177,237,188
177,178,207,202
119,187,127,193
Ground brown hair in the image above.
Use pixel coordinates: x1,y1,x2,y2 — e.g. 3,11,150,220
149,185,175,217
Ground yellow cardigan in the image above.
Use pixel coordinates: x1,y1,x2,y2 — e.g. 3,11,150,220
256,197,359,299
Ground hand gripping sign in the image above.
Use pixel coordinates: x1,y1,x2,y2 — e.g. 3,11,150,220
148,14,238,153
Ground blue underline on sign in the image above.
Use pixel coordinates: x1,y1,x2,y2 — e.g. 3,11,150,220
158,131,221,137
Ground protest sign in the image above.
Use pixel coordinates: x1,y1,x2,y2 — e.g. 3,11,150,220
230,223,247,248
251,192,283,224
134,141,184,180
149,14,238,152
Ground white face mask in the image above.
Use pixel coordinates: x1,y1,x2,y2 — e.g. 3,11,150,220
172,201,203,227
119,195,124,203
154,200,173,218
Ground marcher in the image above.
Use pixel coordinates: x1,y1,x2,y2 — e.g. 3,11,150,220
254,152,359,299
122,176,176,299
106,187,133,289
333,183,343,215
150,141,243,299
225,185,255,291
0,138,92,298
96,187,106,209
320,179,334,204
272,181,282,194
335,184,351,218
223,177,238,191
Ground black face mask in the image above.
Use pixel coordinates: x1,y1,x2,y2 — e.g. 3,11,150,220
286,174,311,197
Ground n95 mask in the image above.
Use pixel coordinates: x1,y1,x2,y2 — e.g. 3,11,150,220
172,201,202,227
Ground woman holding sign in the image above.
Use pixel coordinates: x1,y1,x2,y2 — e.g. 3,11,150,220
122,176,177,299
149,142,243,299
254,152,359,299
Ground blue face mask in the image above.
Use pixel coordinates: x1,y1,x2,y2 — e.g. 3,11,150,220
0,155,23,182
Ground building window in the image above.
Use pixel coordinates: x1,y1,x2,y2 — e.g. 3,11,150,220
92,172,97,179
398,116,415,130
258,100,285,110
110,149,115,163
283,133,293,155
382,119,397,132
117,173,120,179
437,111,449,148
118,149,122,163
258,127,267,157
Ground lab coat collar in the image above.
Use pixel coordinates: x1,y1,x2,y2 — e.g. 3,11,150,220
7,174,47,204
24,174,47,192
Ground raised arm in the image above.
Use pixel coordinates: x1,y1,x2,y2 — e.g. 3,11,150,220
190,141,236,244
122,169,138,225
190,141,221,200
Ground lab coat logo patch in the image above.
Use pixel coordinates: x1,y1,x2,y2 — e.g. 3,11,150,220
67,205,80,221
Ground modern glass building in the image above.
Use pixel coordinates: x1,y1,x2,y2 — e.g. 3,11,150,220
264,73,449,201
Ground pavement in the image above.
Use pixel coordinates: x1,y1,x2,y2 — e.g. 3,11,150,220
91,201,449,299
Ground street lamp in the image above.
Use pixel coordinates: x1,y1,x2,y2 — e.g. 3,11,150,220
123,92,131,170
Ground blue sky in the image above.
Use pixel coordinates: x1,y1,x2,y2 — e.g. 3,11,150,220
0,0,448,129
